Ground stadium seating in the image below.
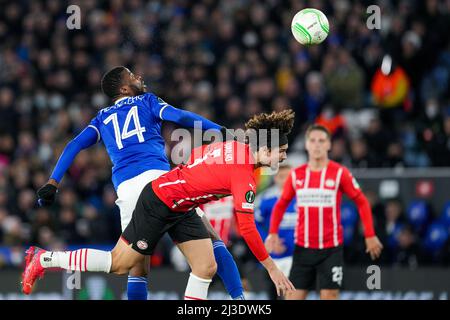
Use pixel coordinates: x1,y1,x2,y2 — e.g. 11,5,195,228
406,200,429,233
423,222,449,253
439,201,450,229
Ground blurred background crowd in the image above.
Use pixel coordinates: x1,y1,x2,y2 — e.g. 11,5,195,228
0,0,450,271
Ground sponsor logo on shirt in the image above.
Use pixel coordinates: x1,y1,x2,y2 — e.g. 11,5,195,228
296,188,336,207
325,179,335,188
242,202,254,210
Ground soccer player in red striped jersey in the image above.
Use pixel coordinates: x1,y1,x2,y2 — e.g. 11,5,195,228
22,110,296,299
200,197,234,245
266,124,383,300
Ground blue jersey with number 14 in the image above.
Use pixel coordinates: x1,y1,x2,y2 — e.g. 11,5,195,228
50,92,221,190
89,93,170,189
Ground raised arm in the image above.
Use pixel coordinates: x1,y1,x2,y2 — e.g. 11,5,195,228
37,126,99,206
161,105,222,131
150,94,221,131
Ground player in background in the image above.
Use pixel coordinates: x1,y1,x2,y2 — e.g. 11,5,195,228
201,197,234,247
34,66,244,300
22,110,296,300
255,164,296,299
266,124,383,300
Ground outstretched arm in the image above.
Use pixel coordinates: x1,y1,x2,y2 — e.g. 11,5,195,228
161,105,221,131
50,127,99,183
150,94,221,131
37,127,99,206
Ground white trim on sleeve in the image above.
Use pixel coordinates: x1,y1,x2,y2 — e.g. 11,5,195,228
88,125,101,143
159,105,168,120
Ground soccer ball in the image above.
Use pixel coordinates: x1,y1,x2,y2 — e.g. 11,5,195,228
291,8,329,45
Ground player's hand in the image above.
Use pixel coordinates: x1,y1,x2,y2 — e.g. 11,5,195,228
272,238,287,255
36,183,58,207
268,267,296,297
265,234,281,254
365,236,383,260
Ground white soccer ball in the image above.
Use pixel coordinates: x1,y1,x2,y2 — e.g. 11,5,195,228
291,8,329,45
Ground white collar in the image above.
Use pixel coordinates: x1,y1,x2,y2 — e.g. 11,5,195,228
114,96,128,104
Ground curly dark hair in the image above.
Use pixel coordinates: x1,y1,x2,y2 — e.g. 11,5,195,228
245,109,295,135
244,109,295,149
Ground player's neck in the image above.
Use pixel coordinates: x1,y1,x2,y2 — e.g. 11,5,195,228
308,157,329,171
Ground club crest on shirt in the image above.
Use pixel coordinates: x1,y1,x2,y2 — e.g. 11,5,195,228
296,179,304,187
137,240,148,250
325,179,335,188
242,202,254,210
157,96,169,107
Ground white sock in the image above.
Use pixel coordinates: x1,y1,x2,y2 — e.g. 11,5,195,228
40,249,112,273
184,272,212,300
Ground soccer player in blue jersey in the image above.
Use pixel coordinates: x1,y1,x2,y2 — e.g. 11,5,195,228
35,66,244,300
255,164,297,299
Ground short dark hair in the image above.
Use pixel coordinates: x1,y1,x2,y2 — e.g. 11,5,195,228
101,66,127,99
305,124,331,139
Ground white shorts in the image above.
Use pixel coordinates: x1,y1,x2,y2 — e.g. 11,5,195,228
115,169,168,232
273,256,293,277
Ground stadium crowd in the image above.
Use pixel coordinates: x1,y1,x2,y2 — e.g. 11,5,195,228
0,0,450,270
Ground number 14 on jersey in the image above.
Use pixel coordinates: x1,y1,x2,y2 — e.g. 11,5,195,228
103,106,146,149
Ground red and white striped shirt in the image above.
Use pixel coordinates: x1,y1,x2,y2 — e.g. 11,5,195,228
269,161,375,249
200,197,234,246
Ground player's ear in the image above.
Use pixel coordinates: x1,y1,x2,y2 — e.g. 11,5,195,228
119,85,129,95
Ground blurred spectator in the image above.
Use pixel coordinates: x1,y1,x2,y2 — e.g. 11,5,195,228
77,204,110,244
363,117,392,167
315,104,346,137
390,224,423,268
304,71,327,122
371,55,411,126
58,207,84,245
323,49,365,109
383,199,406,244
421,110,450,166
349,138,377,168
